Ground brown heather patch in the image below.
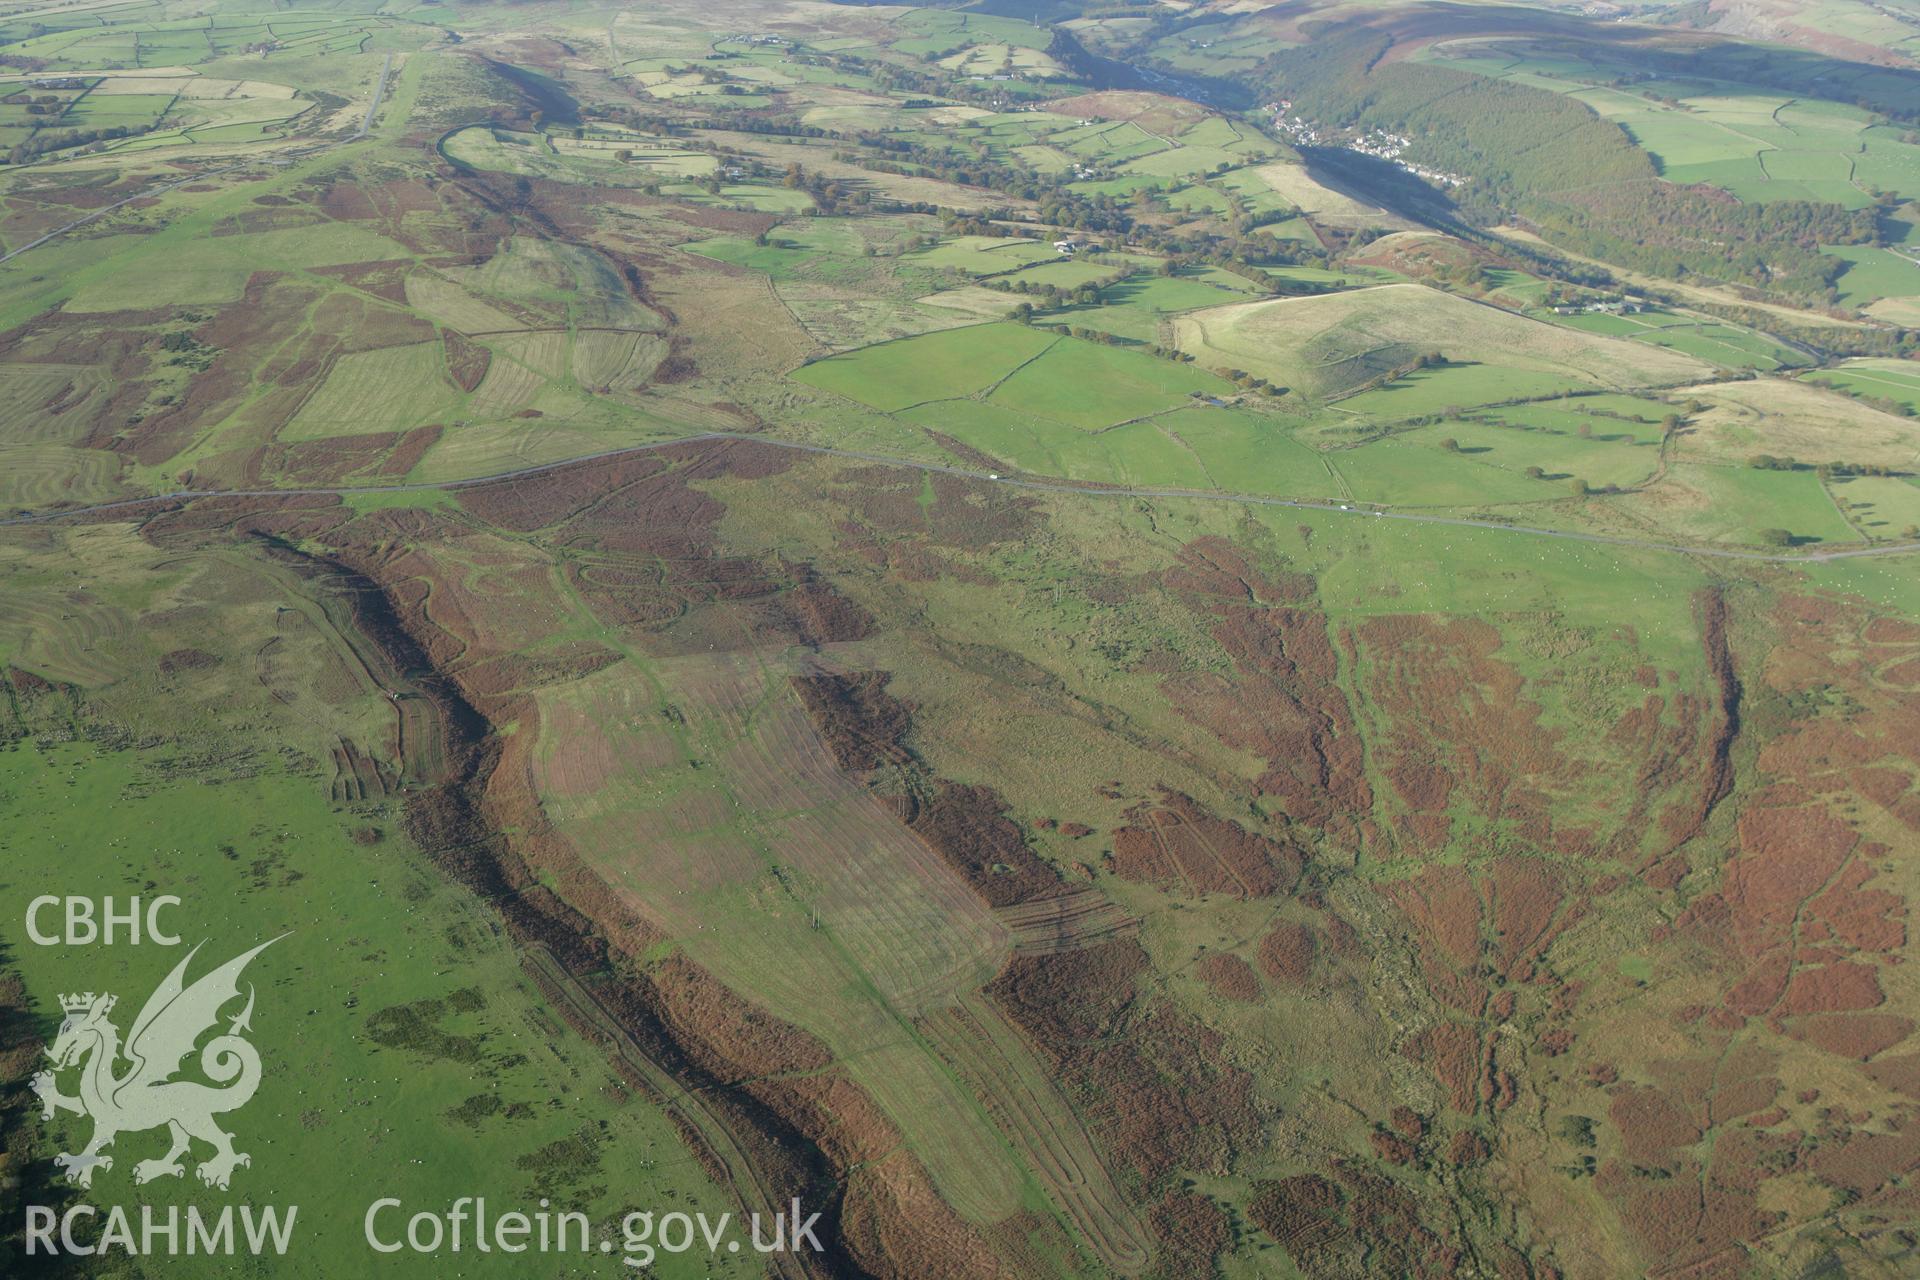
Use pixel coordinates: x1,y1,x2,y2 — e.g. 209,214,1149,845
832,516,999,586
214,206,331,236
1245,1174,1342,1265
443,331,490,392
312,291,438,354
1593,1148,1779,1273
1447,1129,1489,1166
1778,960,1884,1015
135,492,351,543
1803,1121,1920,1199
909,781,1064,909
791,670,912,774
109,275,305,465
1788,1013,1913,1061
377,424,443,477
459,450,702,534
1385,863,1482,973
318,182,378,221
989,941,1145,1046
1374,854,1586,1118
834,1144,1018,1280
989,940,1261,1185
457,643,621,701
1355,612,1587,856
1610,1084,1701,1164
1369,1128,1416,1164
1256,920,1316,985
1083,1001,1259,1183
1717,802,1873,1017
1863,616,1920,645
1383,866,1482,1017
1247,1163,1463,1279
8,174,140,210
311,258,412,304
455,447,817,654
652,338,697,384
648,951,832,1078
1157,537,1369,838
1867,1053,1920,1100
1402,1020,1486,1114
156,647,217,674
658,198,781,237
834,466,1040,559
1194,952,1261,1002
1146,1190,1231,1280
1491,856,1571,974
1806,860,1906,952
773,562,875,646
263,432,402,486
1109,789,1303,899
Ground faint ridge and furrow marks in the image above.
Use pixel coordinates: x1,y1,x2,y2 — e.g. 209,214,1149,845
995,887,1140,956
329,736,393,804
921,996,1153,1276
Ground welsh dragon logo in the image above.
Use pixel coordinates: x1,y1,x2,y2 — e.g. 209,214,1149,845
30,938,280,1191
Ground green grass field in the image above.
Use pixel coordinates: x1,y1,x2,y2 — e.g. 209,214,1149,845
282,343,452,441
1328,435,1552,507
1826,245,1920,305
444,125,716,182
1477,394,1677,444
986,338,1234,430
1333,363,1585,420
55,223,413,314
1828,473,1920,535
901,400,1331,493
0,442,121,509
1390,418,1661,491
1554,309,1802,370
1801,359,1920,412
999,253,1152,290
1617,461,1860,545
685,235,831,277
791,322,1056,410
906,235,1062,277
0,735,745,1278
1028,270,1257,342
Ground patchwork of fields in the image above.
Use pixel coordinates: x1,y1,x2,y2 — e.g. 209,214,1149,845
1,1,1919,1278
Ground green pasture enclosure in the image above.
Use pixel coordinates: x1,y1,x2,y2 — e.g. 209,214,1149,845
791,321,1058,410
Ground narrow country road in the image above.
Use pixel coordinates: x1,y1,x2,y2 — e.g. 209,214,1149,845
3,430,1915,565
358,52,395,139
